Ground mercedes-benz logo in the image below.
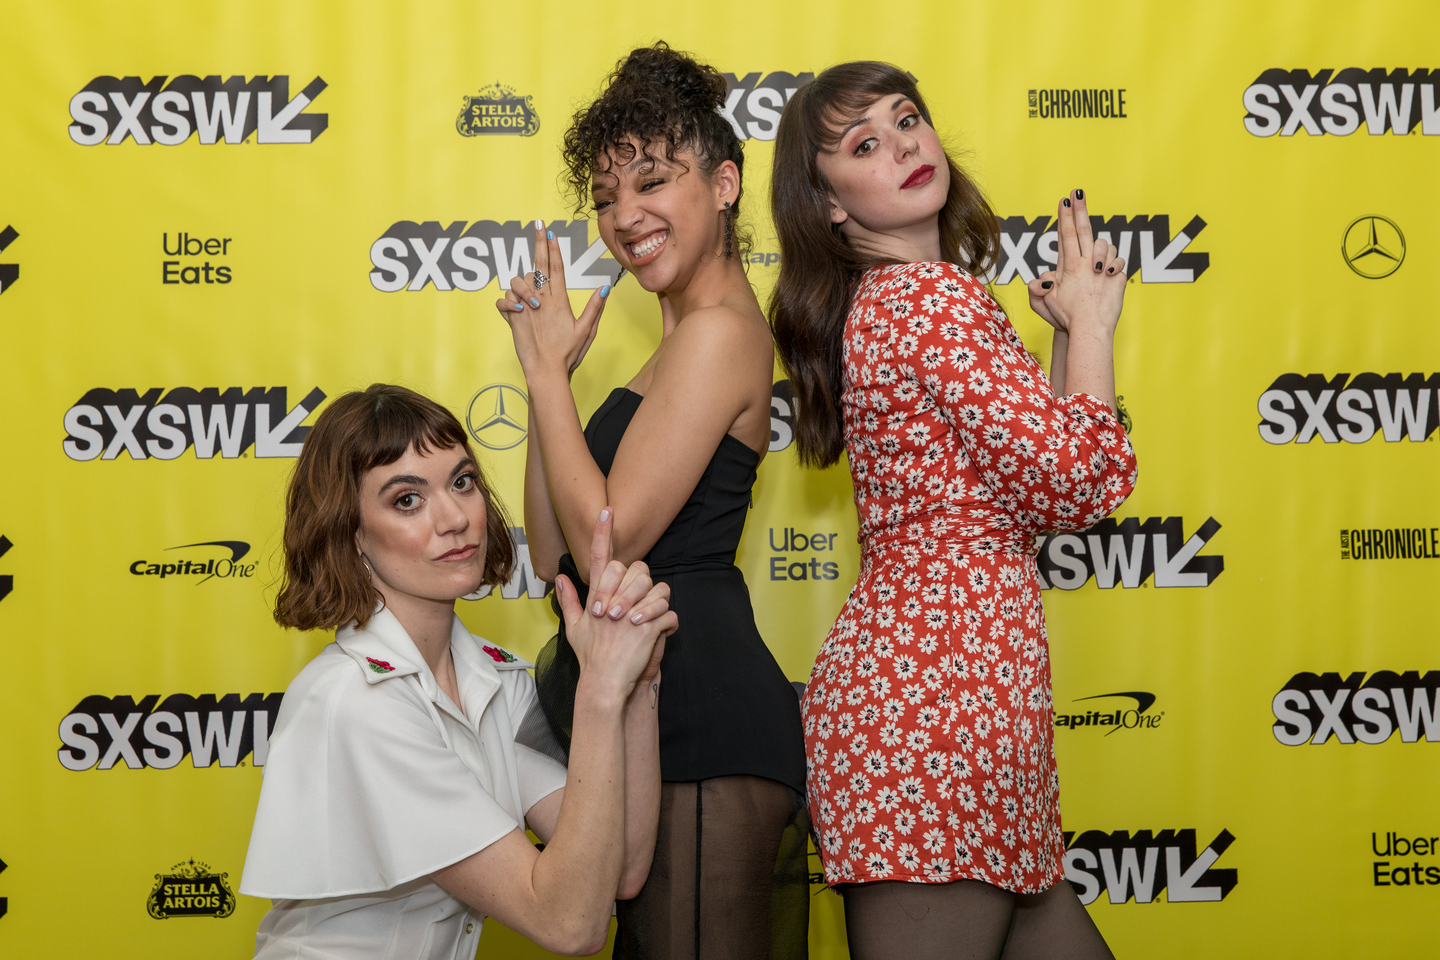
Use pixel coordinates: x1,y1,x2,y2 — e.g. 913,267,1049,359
465,384,528,450
1342,216,1405,279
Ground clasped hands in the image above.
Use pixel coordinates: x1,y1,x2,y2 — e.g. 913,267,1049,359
495,220,613,379
1026,189,1128,338
555,507,674,705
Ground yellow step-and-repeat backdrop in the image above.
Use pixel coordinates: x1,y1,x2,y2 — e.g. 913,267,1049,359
1,1,1437,957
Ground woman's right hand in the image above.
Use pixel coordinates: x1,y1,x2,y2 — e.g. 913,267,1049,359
556,508,677,701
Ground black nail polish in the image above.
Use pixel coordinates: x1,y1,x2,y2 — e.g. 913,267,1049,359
1107,267,1115,274
1075,188,1084,200
1063,198,1071,208
1041,280,1053,289
1095,261,1103,271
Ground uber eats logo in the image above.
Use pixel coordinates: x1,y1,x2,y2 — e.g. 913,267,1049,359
1272,671,1440,745
1243,68,1440,137
62,386,325,461
1064,829,1237,905
990,215,1209,285
1258,373,1439,444
68,75,327,145
1036,517,1224,590
58,693,282,770
720,72,813,141
369,220,619,292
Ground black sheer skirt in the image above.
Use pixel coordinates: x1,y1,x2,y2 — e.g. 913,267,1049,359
614,776,810,960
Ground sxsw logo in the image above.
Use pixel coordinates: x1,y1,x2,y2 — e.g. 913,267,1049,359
68,75,327,145
1258,373,1439,444
1243,68,1440,137
62,386,325,461
989,215,1209,285
58,693,282,770
369,220,619,292
466,526,551,601
1036,517,1224,590
0,225,17,294
1064,829,1237,904
720,72,813,141
1272,671,1440,745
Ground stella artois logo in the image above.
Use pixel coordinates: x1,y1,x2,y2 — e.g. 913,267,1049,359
146,859,236,919
457,83,539,137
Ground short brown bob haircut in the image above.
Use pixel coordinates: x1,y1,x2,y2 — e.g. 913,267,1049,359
273,383,515,631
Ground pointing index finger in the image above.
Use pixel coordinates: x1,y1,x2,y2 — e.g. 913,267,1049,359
589,506,614,612
533,219,551,283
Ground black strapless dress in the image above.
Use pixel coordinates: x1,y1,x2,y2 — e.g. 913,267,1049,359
536,387,806,794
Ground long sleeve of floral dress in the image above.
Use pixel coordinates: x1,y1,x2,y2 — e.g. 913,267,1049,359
801,262,1136,892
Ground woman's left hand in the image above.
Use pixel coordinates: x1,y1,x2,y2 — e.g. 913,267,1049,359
495,221,612,378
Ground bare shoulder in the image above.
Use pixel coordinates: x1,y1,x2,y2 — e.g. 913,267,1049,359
660,304,773,373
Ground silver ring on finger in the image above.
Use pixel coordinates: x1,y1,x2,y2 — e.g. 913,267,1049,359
532,269,547,290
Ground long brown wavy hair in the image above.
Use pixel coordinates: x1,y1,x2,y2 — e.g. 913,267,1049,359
273,383,515,631
768,62,1000,467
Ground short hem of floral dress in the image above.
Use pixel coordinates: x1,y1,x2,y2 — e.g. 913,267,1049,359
825,867,1065,895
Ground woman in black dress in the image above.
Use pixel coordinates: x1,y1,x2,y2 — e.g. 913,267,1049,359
493,43,808,959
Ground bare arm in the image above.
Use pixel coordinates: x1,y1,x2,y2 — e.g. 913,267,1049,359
432,515,675,954
1048,329,1068,397
523,399,569,582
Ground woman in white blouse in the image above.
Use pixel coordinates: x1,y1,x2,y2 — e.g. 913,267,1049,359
241,383,676,959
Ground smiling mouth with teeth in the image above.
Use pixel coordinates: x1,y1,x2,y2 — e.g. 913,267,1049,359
628,230,668,259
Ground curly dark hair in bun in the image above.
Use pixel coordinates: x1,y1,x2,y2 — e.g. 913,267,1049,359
563,42,751,251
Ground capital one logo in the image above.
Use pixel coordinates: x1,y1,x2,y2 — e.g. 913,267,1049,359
62,386,325,461
369,220,618,292
1242,68,1440,137
1258,373,1439,444
68,75,327,145
720,72,813,141
990,215,1209,285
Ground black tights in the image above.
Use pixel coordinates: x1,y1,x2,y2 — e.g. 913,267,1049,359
841,878,1115,960
614,776,809,960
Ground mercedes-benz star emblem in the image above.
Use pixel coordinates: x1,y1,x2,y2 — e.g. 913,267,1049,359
466,384,528,450
1342,216,1405,279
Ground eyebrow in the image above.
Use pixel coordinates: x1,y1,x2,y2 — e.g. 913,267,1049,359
377,456,475,494
592,153,665,192
837,96,913,140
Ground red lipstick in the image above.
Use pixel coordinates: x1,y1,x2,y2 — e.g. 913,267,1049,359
901,164,936,189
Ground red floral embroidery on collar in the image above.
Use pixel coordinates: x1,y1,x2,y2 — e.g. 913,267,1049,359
365,657,395,674
482,644,517,664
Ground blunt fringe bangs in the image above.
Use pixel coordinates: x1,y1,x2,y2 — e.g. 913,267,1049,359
273,383,515,632
768,61,1000,467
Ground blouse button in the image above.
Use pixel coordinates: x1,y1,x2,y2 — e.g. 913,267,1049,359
465,921,475,934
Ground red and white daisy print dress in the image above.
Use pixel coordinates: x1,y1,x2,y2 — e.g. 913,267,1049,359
802,262,1138,893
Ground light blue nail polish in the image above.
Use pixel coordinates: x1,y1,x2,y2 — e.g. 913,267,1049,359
512,302,525,311
547,230,554,241
529,297,540,308
601,284,611,298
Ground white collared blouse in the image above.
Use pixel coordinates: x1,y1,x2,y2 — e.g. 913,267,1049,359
240,608,568,960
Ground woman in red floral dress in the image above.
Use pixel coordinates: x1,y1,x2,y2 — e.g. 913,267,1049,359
769,63,1137,958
